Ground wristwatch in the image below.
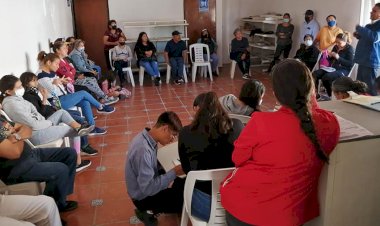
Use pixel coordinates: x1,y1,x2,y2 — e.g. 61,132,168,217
13,133,21,141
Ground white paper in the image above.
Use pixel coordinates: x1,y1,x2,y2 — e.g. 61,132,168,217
335,114,374,141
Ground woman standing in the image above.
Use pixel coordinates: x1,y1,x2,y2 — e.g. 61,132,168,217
103,20,126,70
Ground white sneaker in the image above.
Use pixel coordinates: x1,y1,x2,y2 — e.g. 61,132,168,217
104,97,119,105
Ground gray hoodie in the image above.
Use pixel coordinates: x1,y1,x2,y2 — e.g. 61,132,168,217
219,94,254,116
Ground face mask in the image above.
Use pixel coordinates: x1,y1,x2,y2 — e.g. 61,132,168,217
15,88,25,97
78,47,85,52
327,20,336,27
111,25,117,29
305,40,313,47
283,18,290,23
119,42,125,45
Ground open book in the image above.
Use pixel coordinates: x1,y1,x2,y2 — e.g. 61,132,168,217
320,65,336,73
343,92,380,111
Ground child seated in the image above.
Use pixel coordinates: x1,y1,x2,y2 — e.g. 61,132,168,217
100,73,131,100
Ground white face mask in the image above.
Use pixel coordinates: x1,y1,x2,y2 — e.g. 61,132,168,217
305,39,313,47
78,47,85,52
15,88,25,97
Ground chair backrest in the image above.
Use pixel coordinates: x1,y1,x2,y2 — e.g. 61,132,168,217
108,48,115,71
229,114,251,125
183,168,235,225
347,63,359,81
157,141,179,172
311,52,322,73
190,43,210,63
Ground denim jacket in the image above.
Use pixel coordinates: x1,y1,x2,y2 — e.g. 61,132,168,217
354,20,380,68
69,49,92,73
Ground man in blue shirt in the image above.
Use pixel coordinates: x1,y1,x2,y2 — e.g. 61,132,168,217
164,31,187,85
299,10,320,44
125,111,184,225
354,3,380,95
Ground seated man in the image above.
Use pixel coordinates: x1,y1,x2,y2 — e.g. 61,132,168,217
0,116,78,212
125,111,184,225
164,31,187,85
0,194,62,226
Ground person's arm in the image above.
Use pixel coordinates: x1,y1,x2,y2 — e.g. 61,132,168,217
336,45,354,68
103,35,118,46
356,24,380,43
70,54,91,73
164,42,171,64
312,21,320,40
178,128,191,174
0,122,32,159
313,29,322,47
150,42,157,55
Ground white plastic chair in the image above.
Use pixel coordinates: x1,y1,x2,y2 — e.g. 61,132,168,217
180,168,235,226
109,49,135,87
229,44,237,79
311,52,322,73
228,114,251,125
347,63,358,81
190,44,213,82
166,64,188,84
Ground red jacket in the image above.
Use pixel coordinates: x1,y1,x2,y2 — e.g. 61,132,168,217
220,104,340,226
56,59,76,83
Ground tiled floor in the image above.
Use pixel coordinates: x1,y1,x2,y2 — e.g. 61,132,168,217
61,66,277,226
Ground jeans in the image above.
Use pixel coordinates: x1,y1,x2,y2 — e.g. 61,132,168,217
6,145,77,210
169,57,184,80
191,189,211,221
140,60,160,78
114,60,130,85
67,110,89,147
92,64,102,79
75,76,107,99
230,52,250,75
204,53,219,72
357,65,380,96
313,69,349,96
59,90,101,126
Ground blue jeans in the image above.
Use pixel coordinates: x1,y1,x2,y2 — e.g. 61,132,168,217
6,145,77,210
140,60,160,78
204,53,219,72
191,189,211,221
169,57,184,80
92,65,102,79
67,110,89,147
59,90,101,126
357,65,380,96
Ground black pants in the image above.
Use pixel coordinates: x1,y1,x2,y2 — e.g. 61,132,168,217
313,69,349,96
226,211,254,226
114,60,130,85
268,44,292,72
6,145,77,210
132,178,185,214
230,52,250,75
104,49,112,70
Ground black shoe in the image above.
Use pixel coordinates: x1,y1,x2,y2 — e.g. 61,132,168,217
81,145,99,156
135,209,158,226
59,201,78,212
212,71,218,77
61,218,67,226
154,77,161,86
76,160,91,172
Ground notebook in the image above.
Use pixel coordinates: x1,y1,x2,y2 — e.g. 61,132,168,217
343,92,380,112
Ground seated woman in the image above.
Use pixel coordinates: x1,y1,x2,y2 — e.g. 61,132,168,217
69,39,102,79
111,36,133,87
37,51,114,135
134,32,161,86
197,28,219,76
20,72,99,156
219,79,265,116
294,34,320,71
230,28,251,79
312,32,354,98
178,92,244,221
332,76,369,100
53,41,118,105
220,59,340,226
66,36,76,54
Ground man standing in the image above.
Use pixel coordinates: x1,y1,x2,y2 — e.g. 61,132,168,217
354,3,380,95
164,31,187,85
299,10,320,44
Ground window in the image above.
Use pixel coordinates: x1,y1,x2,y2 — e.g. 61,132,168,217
361,0,380,25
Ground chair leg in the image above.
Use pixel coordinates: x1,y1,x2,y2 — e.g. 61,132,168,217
139,67,144,87
179,205,189,226
128,68,135,87
230,61,236,79
192,65,197,82
166,65,171,84
216,66,220,75
207,64,213,81
183,66,188,83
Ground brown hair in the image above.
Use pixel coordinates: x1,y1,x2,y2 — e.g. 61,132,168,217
0,75,19,103
20,72,38,88
155,111,182,133
49,41,66,53
272,59,329,163
73,39,85,49
37,51,59,65
336,31,352,44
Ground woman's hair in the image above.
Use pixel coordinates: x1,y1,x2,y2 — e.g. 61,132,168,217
193,93,207,108
37,51,59,65
332,76,368,94
73,39,84,49
99,72,116,83
233,28,241,35
326,14,337,20
66,36,75,42
49,41,66,53
336,32,352,44
190,92,233,139
272,59,329,163
108,19,116,26
304,34,314,40
0,75,19,103
283,13,290,17
201,28,212,38
136,32,150,45
20,72,37,88
238,79,265,111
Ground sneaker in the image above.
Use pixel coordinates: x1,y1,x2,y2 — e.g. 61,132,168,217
76,160,91,172
59,201,78,212
174,79,184,85
88,127,107,136
154,77,161,86
104,96,119,106
81,145,99,156
77,124,95,136
97,105,115,114
134,209,158,226
242,74,250,80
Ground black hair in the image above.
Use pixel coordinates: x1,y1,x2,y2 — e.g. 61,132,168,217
155,111,183,133
238,79,265,111
304,34,314,40
108,20,116,26
332,76,368,95
37,51,59,64
272,59,329,163
20,72,38,88
284,13,290,17
66,37,75,42
376,3,380,8
326,15,337,20
0,75,19,103
136,32,150,45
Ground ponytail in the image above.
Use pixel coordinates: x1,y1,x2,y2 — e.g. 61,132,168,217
336,31,352,44
0,75,19,103
37,51,59,65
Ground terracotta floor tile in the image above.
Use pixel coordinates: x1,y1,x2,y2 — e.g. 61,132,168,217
94,198,136,225
100,167,126,183
101,154,127,168
75,169,101,185
102,143,128,156
98,181,129,201
68,183,100,204
61,202,95,226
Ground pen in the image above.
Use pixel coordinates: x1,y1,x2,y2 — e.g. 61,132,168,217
370,101,380,105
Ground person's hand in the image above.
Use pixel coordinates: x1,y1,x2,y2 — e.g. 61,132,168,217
353,31,360,39
91,70,98,75
173,164,184,176
241,53,246,60
52,78,62,86
145,50,153,57
78,73,85,79
40,88,49,99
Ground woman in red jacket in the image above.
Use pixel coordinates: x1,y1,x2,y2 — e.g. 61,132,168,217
220,59,340,226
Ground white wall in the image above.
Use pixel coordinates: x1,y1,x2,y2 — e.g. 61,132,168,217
0,0,74,76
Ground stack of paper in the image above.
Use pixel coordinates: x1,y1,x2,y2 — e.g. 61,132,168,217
343,92,380,112
335,114,373,141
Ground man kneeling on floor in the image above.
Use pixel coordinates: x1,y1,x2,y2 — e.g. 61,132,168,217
125,111,184,226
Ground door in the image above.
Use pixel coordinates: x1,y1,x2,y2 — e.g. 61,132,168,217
72,0,109,70
184,0,217,45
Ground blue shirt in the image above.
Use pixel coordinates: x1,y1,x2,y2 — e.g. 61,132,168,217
299,19,320,43
354,21,380,68
125,128,176,200
164,39,186,58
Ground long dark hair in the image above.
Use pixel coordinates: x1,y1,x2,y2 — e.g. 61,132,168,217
137,32,150,45
20,72,38,89
191,92,233,139
332,76,368,94
272,59,328,163
0,75,19,103
239,79,265,111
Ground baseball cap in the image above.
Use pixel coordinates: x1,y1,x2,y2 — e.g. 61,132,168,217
305,10,314,15
172,30,182,36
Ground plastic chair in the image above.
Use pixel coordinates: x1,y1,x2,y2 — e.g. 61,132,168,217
109,49,135,87
347,63,358,81
180,168,235,226
229,44,238,79
189,44,213,82
228,114,251,125
166,64,188,84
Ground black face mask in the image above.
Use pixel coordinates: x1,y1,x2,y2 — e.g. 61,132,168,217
305,16,312,23
119,42,125,45
111,25,117,29
201,34,208,39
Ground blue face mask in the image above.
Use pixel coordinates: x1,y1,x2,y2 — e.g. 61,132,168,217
327,20,336,27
